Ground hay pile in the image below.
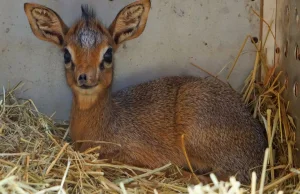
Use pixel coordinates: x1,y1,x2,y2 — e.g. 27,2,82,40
240,42,300,193
237,15,300,193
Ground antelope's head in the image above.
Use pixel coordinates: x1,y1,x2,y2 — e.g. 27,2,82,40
24,0,151,108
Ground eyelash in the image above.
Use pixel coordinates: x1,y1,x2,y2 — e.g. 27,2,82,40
64,49,72,64
63,49,76,70
103,48,113,63
99,47,113,70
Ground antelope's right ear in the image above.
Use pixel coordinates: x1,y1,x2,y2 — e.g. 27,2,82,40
24,3,68,47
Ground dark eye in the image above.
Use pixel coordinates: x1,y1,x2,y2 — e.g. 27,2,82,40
103,47,113,63
64,49,72,64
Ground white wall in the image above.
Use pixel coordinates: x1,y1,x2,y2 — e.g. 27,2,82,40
0,0,260,121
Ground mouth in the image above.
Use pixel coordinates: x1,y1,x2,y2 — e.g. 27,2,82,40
79,84,97,90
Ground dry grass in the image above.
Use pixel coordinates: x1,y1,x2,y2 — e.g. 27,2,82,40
237,9,300,193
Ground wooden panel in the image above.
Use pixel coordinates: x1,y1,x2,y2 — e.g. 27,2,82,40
276,0,300,165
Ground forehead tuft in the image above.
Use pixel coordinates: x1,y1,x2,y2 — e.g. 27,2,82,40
81,4,95,20
71,5,102,49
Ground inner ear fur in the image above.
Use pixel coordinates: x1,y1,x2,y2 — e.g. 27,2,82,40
24,3,68,47
108,0,151,47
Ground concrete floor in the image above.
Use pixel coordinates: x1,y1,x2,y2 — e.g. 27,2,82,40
0,0,260,121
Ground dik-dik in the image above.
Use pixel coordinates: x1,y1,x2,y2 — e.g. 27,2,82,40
24,0,267,184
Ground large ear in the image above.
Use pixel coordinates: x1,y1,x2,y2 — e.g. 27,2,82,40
108,0,151,48
24,3,68,47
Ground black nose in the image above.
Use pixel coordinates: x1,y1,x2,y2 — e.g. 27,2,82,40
78,74,87,84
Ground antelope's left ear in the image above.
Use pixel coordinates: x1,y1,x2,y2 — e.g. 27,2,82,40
108,0,151,49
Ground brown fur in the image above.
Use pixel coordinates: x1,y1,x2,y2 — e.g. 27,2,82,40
24,0,267,184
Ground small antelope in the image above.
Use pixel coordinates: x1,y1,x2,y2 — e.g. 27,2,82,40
24,0,267,184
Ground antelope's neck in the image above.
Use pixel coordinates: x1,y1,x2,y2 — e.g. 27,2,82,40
70,90,113,143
